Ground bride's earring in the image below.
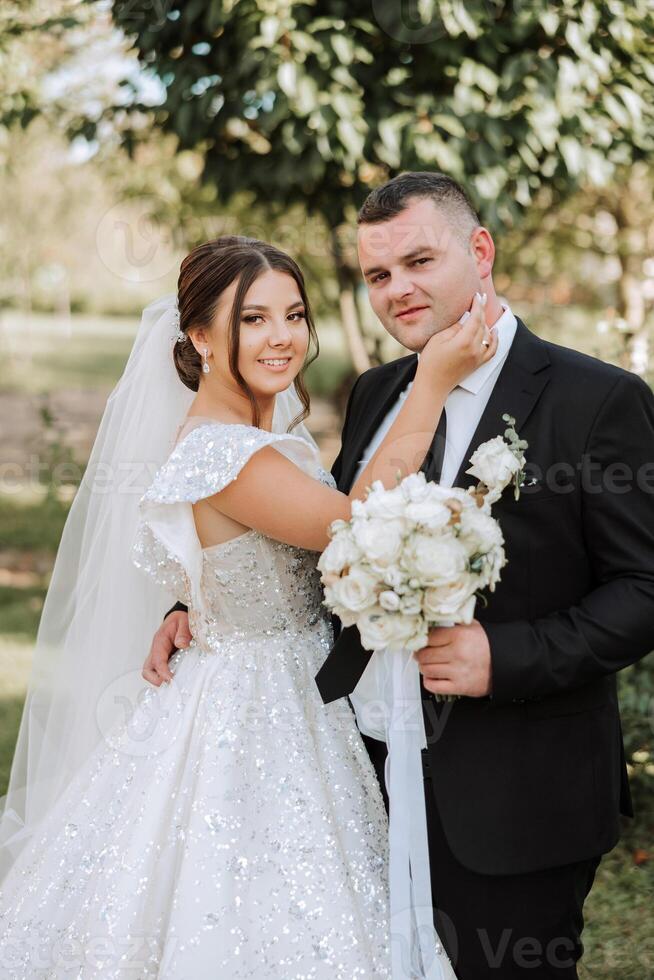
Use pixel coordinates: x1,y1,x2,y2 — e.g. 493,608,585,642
202,348,211,374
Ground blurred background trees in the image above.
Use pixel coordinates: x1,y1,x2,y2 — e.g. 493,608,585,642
0,6,653,968
2,1,653,371
99,0,654,371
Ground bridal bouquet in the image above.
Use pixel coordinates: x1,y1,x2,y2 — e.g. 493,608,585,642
319,415,527,657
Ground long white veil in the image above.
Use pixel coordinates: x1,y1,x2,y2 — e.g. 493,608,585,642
0,293,317,879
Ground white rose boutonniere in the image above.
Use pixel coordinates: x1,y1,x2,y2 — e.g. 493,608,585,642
466,414,528,502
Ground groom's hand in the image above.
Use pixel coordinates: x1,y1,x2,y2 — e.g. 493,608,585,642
414,620,492,698
142,611,192,686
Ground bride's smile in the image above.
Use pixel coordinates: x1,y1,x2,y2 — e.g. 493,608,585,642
181,258,318,429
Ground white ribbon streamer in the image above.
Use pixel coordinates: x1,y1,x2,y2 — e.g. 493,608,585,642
352,650,457,980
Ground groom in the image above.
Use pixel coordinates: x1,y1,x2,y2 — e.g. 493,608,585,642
151,172,654,978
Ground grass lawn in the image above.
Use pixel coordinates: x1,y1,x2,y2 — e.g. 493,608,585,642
579,847,654,979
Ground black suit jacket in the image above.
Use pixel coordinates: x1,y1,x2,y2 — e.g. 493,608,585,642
315,318,654,876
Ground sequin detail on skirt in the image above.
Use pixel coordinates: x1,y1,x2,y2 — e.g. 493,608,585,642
0,422,391,978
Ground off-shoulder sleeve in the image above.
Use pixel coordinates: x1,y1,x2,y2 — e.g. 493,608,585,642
131,422,322,605
140,422,321,505
131,520,192,603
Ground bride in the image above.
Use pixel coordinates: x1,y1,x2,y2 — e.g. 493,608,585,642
0,236,494,978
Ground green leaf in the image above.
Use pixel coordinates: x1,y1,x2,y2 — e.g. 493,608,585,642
92,0,654,244
336,118,365,159
432,113,466,138
559,136,584,176
331,34,353,66
277,62,297,98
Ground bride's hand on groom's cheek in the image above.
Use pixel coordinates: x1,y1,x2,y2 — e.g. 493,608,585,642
414,621,492,698
142,611,192,686
418,292,497,391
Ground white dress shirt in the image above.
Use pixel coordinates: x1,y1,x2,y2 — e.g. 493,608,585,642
352,305,518,488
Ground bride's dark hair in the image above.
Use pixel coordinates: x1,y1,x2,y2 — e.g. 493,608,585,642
173,236,319,429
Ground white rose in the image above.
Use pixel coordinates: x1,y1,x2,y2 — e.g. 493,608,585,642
323,585,358,627
379,589,401,612
318,528,362,575
328,566,379,615
402,532,467,587
423,575,477,622
358,606,427,652
457,508,504,556
352,517,405,568
456,594,477,625
399,590,423,616
356,607,397,650
404,498,452,531
381,565,407,591
482,486,503,506
465,540,506,591
466,435,522,495
392,615,429,652
428,482,472,509
400,471,431,503
441,485,470,504
477,544,506,592
363,483,407,520
328,518,350,535
466,486,493,513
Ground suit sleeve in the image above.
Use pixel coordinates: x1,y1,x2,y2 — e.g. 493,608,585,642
330,373,364,488
164,600,188,620
486,373,654,703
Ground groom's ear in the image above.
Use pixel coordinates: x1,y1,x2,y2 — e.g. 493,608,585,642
470,227,495,279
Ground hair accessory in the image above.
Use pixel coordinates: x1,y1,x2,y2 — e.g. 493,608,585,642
171,302,186,343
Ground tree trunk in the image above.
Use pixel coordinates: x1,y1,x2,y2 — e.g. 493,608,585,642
614,166,650,376
331,229,371,375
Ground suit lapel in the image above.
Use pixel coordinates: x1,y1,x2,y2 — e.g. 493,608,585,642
453,319,551,489
340,353,418,491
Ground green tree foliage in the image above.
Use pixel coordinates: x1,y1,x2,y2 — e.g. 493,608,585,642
104,0,654,230
0,1,85,131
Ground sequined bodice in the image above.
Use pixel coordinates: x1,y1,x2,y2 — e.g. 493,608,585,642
191,529,330,653
131,420,335,658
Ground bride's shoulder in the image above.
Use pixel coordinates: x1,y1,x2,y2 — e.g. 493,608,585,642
142,420,321,505
174,419,313,464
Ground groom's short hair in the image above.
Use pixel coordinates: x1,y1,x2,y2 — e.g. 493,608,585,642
357,172,480,246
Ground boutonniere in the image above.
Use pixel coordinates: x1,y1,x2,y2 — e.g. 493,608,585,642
465,414,528,506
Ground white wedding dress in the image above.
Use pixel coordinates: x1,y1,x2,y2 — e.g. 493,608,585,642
0,421,392,979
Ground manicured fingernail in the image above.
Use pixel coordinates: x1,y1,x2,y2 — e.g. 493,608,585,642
481,292,488,306
459,311,471,324
474,291,482,302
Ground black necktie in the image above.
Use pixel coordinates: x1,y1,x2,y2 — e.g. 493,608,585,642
420,409,447,484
